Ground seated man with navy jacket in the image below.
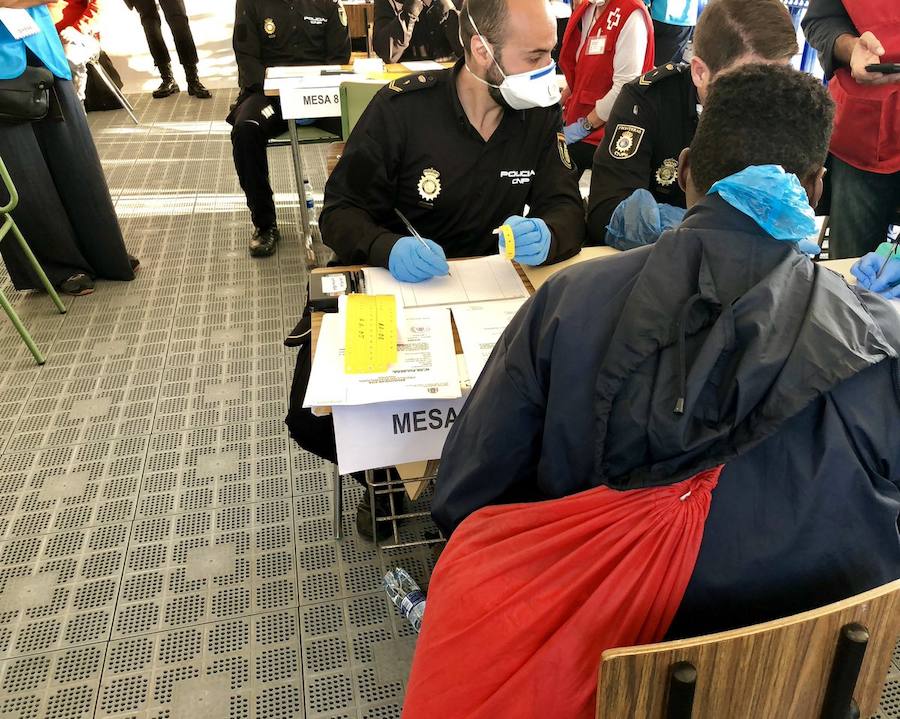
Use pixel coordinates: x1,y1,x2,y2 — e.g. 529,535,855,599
434,64,900,637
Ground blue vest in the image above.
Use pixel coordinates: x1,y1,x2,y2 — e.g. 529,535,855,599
0,6,71,80
646,0,699,26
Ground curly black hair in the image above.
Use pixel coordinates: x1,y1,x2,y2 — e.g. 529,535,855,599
688,64,835,194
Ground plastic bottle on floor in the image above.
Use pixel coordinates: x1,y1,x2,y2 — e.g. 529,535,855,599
303,178,314,212
384,568,426,633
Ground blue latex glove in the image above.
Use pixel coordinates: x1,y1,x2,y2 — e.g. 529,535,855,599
499,216,552,266
605,189,685,250
797,239,822,257
296,118,315,126
851,252,900,299
563,119,591,145
388,236,450,283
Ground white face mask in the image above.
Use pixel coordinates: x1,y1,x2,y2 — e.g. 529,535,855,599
461,7,562,111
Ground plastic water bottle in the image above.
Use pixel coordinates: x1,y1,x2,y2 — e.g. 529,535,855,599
303,178,314,212
384,568,426,633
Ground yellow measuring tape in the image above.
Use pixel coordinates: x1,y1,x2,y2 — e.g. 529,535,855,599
499,224,516,260
345,294,398,374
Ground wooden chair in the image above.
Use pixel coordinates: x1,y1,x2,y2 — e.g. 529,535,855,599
596,579,900,719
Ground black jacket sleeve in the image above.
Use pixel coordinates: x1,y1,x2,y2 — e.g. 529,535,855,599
325,0,352,65
801,0,858,79
586,84,655,245
319,91,404,266
432,290,552,535
234,0,265,91
527,108,585,264
373,0,415,63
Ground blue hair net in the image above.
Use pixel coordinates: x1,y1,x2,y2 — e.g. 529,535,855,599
707,165,817,241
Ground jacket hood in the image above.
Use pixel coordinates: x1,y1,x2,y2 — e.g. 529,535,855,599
593,194,899,489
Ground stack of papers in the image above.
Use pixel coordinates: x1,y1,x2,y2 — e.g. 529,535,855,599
304,307,461,409
363,256,528,308
451,299,527,383
401,61,444,72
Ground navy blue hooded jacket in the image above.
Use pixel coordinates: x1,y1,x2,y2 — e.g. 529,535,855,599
433,195,900,638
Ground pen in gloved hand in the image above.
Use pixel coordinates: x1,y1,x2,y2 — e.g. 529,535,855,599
877,236,900,278
394,209,451,275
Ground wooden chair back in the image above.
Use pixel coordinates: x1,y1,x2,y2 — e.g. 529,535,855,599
596,579,900,718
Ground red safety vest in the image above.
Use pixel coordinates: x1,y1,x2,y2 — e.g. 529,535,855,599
559,0,654,146
829,0,900,174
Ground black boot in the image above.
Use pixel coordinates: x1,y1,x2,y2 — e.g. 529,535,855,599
152,64,179,99
185,66,211,99
249,226,281,257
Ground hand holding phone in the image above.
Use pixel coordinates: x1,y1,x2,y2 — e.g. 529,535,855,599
865,63,900,74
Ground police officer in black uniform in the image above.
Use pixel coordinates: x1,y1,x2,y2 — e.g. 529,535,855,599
229,0,351,257
288,0,585,541
125,0,211,99
373,0,462,64
586,0,800,246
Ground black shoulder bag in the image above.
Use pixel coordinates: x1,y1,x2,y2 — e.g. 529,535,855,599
0,66,55,124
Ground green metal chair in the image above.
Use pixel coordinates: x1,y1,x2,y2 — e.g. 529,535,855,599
340,81,383,139
0,155,67,365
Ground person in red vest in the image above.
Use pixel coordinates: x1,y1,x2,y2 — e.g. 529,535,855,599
803,0,900,260
558,0,654,173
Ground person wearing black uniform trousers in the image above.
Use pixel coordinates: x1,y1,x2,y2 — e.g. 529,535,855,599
585,0,798,247
229,0,351,257
124,0,211,99
287,0,585,541
373,0,462,64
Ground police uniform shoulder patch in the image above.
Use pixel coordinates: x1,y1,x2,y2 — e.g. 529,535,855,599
557,132,573,170
609,124,645,160
637,62,682,87
387,73,438,96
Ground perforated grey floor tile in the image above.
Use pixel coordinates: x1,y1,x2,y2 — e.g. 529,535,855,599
7,371,160,452
0,438,146,541
165,319,285,367
0,643,106,719
139,419,289,518
114,500,296,638
98,610,302,718
154,358,287,433
0,523,127,659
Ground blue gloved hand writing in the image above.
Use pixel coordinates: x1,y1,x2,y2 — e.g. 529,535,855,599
605,189,685,250
499,215,552,266
388,236,450,283
563,119,591,145
851,252,900,299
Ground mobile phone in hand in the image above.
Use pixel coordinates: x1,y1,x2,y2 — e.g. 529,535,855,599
865,63,900,74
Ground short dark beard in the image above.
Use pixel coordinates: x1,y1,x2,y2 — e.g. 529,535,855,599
485,52,512,110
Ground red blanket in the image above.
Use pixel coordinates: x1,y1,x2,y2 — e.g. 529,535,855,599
403,467,722,718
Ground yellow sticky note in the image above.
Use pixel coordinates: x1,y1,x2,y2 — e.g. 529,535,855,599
499,224,516,260
345,294,398,374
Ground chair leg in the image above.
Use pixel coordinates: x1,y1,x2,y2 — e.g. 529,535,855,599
9,219,66,315
333,465,343,541
89,60,140,125
0,290,45,365
666,662,697,719
820,623,868,719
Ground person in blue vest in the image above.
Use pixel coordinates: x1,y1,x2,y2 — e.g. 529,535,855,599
0,0,137,296
645,0,699,63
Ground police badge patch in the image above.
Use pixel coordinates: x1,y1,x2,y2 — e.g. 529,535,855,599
263,17,276,36
609,124,645,160
557,132,573,170
656,158,679,186
418,168,441,202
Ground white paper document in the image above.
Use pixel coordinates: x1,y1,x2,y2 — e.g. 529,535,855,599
304,308,461,408
401,60,444,72
363,256,529,308
451,299,527,383
266,65,343,79
0,9,40,39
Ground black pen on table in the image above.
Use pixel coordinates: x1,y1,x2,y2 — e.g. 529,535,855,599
393,208,451,276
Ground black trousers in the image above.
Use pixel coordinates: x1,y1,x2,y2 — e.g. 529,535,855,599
228,92,341,231
0,71,134,289
131,0,199,69
653,19,693,65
